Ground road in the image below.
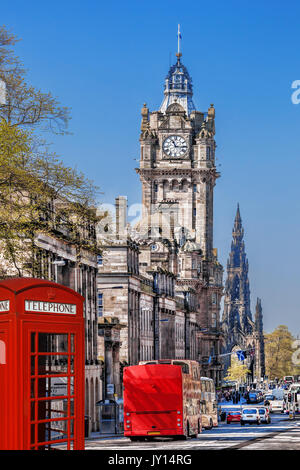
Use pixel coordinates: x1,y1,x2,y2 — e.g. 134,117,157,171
84,414,300,450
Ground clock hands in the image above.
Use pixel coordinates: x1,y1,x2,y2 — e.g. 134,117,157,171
163,135,187,157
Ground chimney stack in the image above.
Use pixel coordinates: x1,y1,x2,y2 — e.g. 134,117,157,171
115,196,127,239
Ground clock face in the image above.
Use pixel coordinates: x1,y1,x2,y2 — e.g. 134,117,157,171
163,135,188,158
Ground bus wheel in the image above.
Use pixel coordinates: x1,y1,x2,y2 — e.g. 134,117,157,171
207,419,213,430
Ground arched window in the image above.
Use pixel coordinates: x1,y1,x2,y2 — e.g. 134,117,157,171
163,180,169,199
181,179,188,192
172,180,179,192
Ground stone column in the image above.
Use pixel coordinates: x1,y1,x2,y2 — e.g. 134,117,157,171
105,341,114,399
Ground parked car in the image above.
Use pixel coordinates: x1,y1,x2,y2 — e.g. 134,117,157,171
258,407,271,424
226,411,241,424
240,408,261,425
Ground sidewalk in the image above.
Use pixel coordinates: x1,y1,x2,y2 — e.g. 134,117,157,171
218,397,247,407
86,432,124,441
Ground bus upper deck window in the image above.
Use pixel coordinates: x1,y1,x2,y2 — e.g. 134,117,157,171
173,361,190,374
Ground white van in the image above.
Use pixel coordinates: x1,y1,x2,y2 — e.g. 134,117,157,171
269,388,284,413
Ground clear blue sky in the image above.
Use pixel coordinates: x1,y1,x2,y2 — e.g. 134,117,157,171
2,0,300,335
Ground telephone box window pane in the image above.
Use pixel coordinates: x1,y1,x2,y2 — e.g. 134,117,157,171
70,418,74,436
31,402,35,421
41,399,69,421
30,424,35,445
69,399,74,418
31,356,36,375
69,376,74,395
38,377,69,398
31,333,36,352
39,420,68,442
38,333,68,353
38,355,73,375
70,334,75,353
31,379,36,398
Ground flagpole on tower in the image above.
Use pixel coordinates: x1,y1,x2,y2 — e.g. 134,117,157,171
176,24,182,61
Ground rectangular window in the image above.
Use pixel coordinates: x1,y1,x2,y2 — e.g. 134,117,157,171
193,184,197,193
206,147,211,159
97,254,103,266
98,293,103,317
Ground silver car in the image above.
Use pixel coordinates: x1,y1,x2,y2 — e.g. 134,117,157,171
240,408,261,425
258,407,271,423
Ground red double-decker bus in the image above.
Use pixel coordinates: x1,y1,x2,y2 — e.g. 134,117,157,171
123,360,202,440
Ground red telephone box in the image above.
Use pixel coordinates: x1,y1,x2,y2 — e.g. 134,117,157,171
0,278,85,450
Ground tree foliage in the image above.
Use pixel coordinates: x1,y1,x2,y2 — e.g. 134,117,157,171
0,26,70,133
0,26,100,277
264,325,296,379
224,359,251,383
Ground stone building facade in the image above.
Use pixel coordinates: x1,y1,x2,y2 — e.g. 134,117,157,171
97,49,224,390
97,213,199,396
221,205,265,382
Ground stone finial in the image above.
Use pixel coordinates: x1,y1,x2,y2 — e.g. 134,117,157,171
208,103,215,119
141,103,149,131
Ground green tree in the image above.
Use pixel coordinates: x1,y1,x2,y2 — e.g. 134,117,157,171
224,360,251,384
264,325,294,380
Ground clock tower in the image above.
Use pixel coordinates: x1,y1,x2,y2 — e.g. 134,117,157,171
137,51,219,260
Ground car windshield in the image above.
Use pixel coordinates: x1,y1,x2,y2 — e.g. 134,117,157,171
243,409,256,414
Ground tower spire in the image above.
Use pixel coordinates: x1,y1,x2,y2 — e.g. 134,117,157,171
160,25,196,115
232,203,244,241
